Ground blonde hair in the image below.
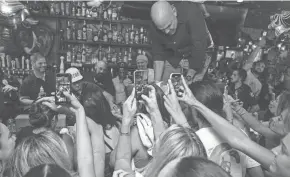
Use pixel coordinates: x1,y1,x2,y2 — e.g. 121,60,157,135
144,124,206,177
276,91,290,134
7,129,72,177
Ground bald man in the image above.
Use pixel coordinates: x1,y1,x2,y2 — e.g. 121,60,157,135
150,1,207,82
94,61,115,96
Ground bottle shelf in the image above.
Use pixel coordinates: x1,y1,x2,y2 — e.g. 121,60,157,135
63,40,151,49
31,13,150,26
64,62,136,70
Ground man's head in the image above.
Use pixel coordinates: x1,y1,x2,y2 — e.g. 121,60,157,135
151,1,178,35
231,69,247,84
95,60,107,74
136,55,148,70
31,53,47,73
65,67,83,94
254,60,266,74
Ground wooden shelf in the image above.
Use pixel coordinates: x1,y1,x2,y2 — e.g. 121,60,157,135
31,13,150,26
64,62,136,69
63,40,151,48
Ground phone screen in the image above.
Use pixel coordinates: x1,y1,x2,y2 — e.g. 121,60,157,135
55,74,71,104
170,73,183,97
134,70,149,100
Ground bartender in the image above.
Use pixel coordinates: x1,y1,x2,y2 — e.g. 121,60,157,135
150,1,207,83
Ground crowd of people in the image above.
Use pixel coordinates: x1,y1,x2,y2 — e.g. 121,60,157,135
1,1,290,177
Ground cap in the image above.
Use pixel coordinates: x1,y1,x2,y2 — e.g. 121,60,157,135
136,55,148,63
65,67,83,83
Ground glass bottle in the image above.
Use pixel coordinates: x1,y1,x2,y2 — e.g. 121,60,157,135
128,48,132,66
130,25,135,44
76,2,82,17
112,5,117,20
71,21,76,40
107,6,112,20
82,20,87,41
50,3,55,15
65,2,70,16
66,45,72,62
60,29,65,50
81,2,86,17
125,28,129,44
112,26,118,43
72,47,76,63
76,46,82,63
108,24,113,43
81,44,86,63
140,27,144,44
77,23,83,40
103,27,108,42
135,28,139,44
71,3,76,16
66,21,71,40
55,3,60,15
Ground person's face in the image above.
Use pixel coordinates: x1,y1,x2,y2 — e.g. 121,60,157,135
231,71,240,83
71,80,82,94
33,57,47,73
271,134,290,177
269,95,280,115
137,60,148,70
0,123,16,161
254,62,265,73
95,62,107,74
158,158,181,177
157,7,178,36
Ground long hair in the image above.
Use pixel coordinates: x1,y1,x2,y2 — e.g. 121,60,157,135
23,164,71,177
166,157,231,177
7,130,72,177
29,102,57,128
81,89,120,137
144,124,206,177
276,91,290,134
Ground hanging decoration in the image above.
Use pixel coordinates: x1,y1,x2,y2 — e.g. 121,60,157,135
268,11,290,37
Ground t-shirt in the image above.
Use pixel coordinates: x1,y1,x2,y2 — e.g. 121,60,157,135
20,71,55,101
244,70,262,98
196,127,260,177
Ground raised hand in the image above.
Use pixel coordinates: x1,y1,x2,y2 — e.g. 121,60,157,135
122,88,137,125
63,91,83,113
141,85,159,113
163,79,183,117
177,75,198,106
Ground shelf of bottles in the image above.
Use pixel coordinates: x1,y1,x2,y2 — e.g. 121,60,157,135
30,2,150,25
0,53,33,84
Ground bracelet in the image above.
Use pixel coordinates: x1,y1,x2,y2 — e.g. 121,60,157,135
120,132,130,136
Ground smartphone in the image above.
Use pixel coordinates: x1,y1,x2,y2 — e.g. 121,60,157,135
225,50,243,60
134,70,149,100
55,73,71,104
170,73,184,97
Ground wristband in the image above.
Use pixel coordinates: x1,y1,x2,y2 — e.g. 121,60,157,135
120,132,130,136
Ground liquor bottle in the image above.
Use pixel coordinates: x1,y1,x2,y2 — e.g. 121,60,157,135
66,21,71,40
130,25,135,44
112,5,117,20
1,54,5,68
21,56,25,69
128,48,132,66
87,26,93,41
71,4,76,16
76,47,82,63
81,45,86,63
11,58,15,69
6,55,11,68
103,10,108,20
125,28,129,44
107,6,112,20
55,3,60,15
15,57,20,69
112,26,118,43
39,86,46,98
65,2,70,16
60,2,65,16
76,2,82,17
91,7,98,18
123,51,128,63
50,3,55,15
77,23,82,40
60,29,65,50
82,20,87,41
66,45,72,62
60,56,65,73
103,27,108,42
25,58,30,70
135,29,139,44
108,24,113,42
72,47,76,63
81,2,86,17
118,52,122,63
71,21,76,40
98,4,103,18
140,27,144,44
107,47,112,63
